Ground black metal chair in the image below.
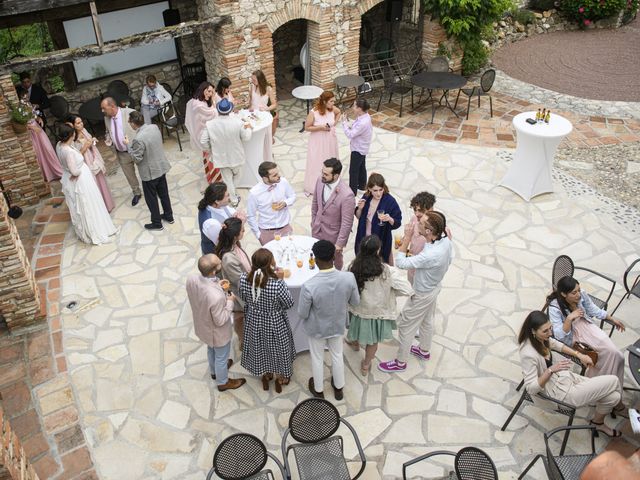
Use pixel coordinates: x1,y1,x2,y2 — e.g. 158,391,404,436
611,258,640,315
501,384,577,456
161,82,174,99
206,433,286,480
377,67,414,117
107,79,129,96
519,425,598,479
454,68,496,120
551,255,617,336
157,101,183,151
281,398,366,480
428,56,450,72
403,446,498,480
47,95,73,135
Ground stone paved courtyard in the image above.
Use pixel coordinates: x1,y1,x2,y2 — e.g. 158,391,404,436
39,98,640,479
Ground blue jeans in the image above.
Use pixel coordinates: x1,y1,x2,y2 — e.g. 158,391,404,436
207,342,231,385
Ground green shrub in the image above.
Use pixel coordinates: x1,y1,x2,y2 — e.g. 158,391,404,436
9,100,33,124
510,7,536,24
560,0,629,27
49,75,65,93
529,0,557,11
461,41,489,76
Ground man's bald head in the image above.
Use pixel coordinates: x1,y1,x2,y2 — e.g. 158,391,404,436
198,254,221,277
100,97,118,117
581,450,640,480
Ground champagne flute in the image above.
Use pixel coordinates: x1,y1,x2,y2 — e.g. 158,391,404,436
377,210,386,226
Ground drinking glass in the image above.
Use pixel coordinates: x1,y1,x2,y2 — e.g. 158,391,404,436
377,210,386,226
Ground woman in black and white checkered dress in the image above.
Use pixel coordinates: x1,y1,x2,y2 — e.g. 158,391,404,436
239,248,295,393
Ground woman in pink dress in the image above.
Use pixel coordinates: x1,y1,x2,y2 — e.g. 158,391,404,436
67,114,115,212
16,86,63,182
304,91,340,195
185,81,220,183
213,77,236,106
248,70,278,140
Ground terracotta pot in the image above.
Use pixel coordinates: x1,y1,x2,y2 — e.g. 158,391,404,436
11,121,27,134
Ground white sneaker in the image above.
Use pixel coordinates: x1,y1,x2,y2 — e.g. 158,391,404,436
630,408,640,434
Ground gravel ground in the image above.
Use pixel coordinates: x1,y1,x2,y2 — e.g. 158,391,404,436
556,143,640,210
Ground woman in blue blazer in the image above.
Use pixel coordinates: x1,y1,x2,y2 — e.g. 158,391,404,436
354,173,402,264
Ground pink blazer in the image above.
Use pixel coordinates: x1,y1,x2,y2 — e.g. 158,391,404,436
311,178,355,248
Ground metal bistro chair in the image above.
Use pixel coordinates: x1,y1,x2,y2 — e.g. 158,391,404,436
157,101,183,151
48,95,72,135
551,255,617,336
403,446,498,480
519,425,598,480
281,398,366,480
377,67,414,117
428,56,451,72
454,68,495,120
107,79,129,97
207,433,286,480
611,258,640,315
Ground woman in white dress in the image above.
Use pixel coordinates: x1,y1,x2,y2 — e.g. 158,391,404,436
55,124,117,245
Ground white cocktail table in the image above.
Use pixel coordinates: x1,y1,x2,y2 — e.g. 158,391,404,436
236,110,273,188
292,85,324,132
264,235,319,352
499,111,573,201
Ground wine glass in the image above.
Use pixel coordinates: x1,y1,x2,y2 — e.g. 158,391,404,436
377,210,386,226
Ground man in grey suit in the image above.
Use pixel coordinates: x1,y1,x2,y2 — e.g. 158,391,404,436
126,111,173,231
101,97,142,206
298,240,360,400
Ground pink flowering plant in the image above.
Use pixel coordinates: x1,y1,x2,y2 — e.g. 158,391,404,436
560,0,638,27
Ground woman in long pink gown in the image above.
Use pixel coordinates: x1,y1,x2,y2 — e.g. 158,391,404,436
185,81,220,183
68,114,115,212
304,91,340,195
16,88,63,182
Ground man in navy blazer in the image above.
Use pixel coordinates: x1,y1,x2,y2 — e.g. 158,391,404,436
311,158,355,270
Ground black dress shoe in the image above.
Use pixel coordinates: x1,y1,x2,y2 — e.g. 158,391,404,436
161,214,175,224
144,223,163,231
331,377,344,401
132,194,142,206
308,377,324,398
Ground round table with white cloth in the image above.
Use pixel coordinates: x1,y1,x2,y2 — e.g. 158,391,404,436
264,235,319,352
499,111,573,201
236,109,273,188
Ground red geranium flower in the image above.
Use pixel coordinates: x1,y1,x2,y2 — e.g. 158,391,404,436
584,19,591,25
578,6,585,12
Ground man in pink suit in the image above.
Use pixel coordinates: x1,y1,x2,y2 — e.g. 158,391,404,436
311,158,355,270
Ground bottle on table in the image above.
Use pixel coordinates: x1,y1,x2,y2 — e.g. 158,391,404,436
544,110,551,124
540,108,546,123
309,252,316,270
536,109,542,122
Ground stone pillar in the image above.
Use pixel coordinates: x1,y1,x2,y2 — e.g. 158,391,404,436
421,16,462,73
0,190,41,331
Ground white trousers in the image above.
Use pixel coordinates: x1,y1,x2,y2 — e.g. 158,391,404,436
219,166,240,197
308,336,345,391
396,286,441,362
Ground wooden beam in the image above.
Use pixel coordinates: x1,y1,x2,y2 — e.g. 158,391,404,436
0,0,88,18
88,2,103,47
0,16,229,74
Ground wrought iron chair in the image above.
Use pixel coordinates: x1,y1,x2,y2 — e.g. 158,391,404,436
611,258,640,315
157,100,183,151
377,66,414,117
454,68,495,119
551,255,617,336
107,79,129,96
47,95,73,135
281,398,366,480
428,56,450,72
403,446,498,480
206,433,286,480
501,382,577,456
519,425,597,479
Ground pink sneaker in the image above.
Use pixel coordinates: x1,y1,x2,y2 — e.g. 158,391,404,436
410,345,431,360
378,359,407,373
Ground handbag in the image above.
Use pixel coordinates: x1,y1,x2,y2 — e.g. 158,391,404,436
573,341,598,366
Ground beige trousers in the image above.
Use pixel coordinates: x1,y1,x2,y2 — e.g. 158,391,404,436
115,150,141,195
219,166,241,197
563,374,620,415
396,286,441,363
258,224,292,245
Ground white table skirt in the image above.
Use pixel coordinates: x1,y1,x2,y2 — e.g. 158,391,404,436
237,110,273,188
499,111,573,201
264,235,319,352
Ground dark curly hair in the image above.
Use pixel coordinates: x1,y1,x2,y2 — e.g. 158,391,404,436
349,235,384,292
215,217,242,260
197,182,227,210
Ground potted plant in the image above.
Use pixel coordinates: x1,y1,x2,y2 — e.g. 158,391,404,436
8,100,33,134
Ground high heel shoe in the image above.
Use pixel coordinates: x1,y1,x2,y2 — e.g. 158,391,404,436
360,360,371,376
590,420,622,438
261,373,273,391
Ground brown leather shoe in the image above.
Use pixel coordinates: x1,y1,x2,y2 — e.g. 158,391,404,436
217,378,246,392
211,359,234,380
308,378,324,398
331,377,344,401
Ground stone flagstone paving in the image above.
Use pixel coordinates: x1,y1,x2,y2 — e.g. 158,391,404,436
54,100,640,479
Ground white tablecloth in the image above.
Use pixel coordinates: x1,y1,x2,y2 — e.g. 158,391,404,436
237,110,273,188
499,111,573,201
264,235,319,352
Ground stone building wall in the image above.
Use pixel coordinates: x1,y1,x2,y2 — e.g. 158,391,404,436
0,398,41,480
174,0,205,66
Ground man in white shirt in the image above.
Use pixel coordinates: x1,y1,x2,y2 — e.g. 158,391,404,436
247,161,296,245
200,98,252,206
378,211,452,374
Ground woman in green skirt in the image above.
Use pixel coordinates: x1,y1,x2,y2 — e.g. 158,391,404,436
347,235,413,375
